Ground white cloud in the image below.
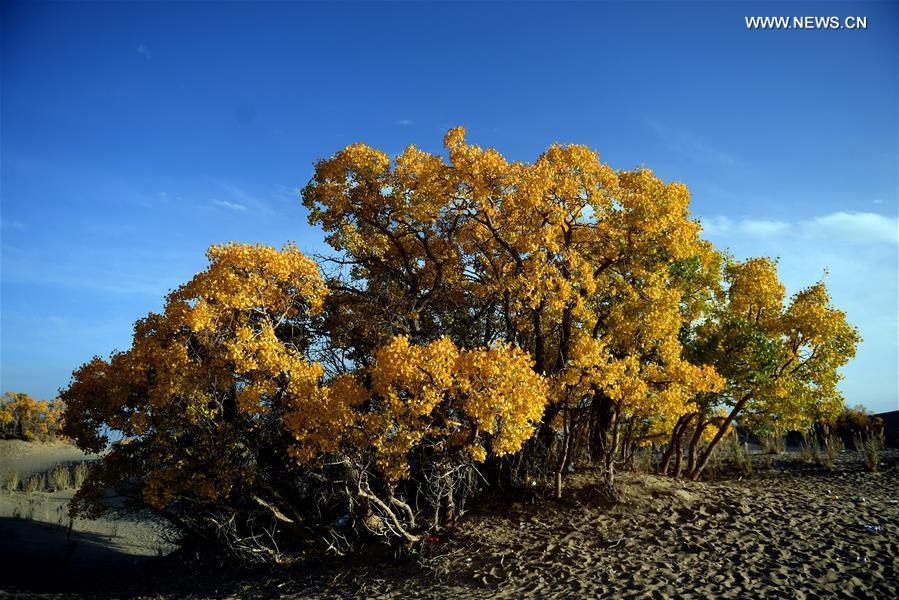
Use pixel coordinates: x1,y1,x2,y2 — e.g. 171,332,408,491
801,212,898,245
700,211,898,245
394,119,414,126
738,219,791,237
212,199,248,212
136,44,151,60
272,184,300,204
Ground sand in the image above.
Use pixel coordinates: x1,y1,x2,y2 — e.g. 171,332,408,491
0,440,174,595
0,444,896,598
283,449,899,599
0,439,100,480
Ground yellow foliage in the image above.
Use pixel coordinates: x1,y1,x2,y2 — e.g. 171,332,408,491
0,392,65,441
350,336,549,480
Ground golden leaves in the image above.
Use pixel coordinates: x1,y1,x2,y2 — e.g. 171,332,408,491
359,336,550,479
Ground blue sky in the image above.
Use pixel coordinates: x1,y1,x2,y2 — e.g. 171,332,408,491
2,1,896,412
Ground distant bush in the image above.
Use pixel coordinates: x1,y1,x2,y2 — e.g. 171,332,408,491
7,463,91,495
24,473,45,494
48,464,72,491
0,392,66,441
803,405,884,471
72,462,90,488
5,471,20,492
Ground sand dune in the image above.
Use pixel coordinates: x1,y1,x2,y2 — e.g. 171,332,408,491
0,439,99,480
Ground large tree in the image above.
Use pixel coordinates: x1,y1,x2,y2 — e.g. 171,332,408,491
61,128,859,560
303,127,724,492
63,242,548,556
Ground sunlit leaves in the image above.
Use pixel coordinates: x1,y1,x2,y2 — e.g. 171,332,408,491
0,392,65,441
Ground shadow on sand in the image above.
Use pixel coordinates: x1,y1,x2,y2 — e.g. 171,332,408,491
0,516,157,594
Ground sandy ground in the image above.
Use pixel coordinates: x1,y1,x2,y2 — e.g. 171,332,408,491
0,440,174,594
1,445,896,598
279,449,898,599
0,439,100,479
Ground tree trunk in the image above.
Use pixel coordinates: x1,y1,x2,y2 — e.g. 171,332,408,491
659,413,694,475
554,410,571,499
688,394,751,480
672,441,683,478
685,416,706,476
603,404,621,487
590,392,615,462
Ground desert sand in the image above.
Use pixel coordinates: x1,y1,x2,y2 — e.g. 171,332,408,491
286,450,898,599
0,440,174,595
0,444,896,598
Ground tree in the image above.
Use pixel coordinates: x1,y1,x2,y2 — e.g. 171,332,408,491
671,257,860,480
61,128,860,562
63,243,331,552
62,242,549,557
303,127,723,493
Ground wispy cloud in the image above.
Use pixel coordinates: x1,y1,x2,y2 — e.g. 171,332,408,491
136,44,151,60
212,199,248,212
645,119,738,166
213,181,275,215
1,219,25,230
700,211,898,245
272,184,300,205
394,119,414,126
803,212,899,245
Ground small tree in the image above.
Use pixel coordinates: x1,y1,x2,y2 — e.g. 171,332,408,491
677,258,860,480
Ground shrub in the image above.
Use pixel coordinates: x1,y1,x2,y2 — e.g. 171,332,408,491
821,432,843,469
5,471,19,492
800,429,842,470
72,462,90,488
48,464,72,491
24,473,45,494
724,432,752,476
853,428,884,472
761,432,785,455
799,431,821,464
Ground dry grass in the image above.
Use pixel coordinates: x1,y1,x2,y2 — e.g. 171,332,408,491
48,464,72,491
5,470,20,492
801,431,844,470
24,473,45,494
761,433,786,454
7,461,93,494
725,432,752,476
853,429,884,472
73,462,90,487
